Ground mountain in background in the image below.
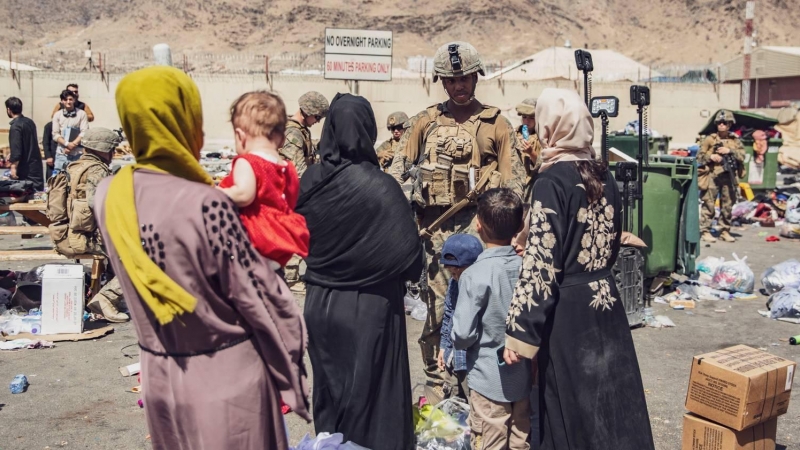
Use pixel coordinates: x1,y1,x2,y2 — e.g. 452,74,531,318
2,0,798,71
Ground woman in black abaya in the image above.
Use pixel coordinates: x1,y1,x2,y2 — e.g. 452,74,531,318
296,94,423,450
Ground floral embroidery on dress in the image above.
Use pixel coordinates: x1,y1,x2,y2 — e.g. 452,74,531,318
577,197,617,310
507,200,561,332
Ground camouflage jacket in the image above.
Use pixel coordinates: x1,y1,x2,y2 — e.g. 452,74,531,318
698,133,746,177
388,102,526,198
66,152,111,252
376,138,399,171
279,118,314,177
515,126,543,180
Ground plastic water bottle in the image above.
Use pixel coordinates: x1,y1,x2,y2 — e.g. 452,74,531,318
521,125,530,140
10,374,28,394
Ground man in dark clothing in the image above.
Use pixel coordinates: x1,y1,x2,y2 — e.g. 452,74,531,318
5,97,44,191
42,122,57,179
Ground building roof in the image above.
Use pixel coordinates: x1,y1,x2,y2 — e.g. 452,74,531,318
722,46,800,81
483,47,661,82
0,59,40,71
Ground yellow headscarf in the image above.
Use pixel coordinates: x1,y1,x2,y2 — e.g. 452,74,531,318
105,66,214,325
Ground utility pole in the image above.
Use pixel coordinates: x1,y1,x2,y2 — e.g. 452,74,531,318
741,1,755,109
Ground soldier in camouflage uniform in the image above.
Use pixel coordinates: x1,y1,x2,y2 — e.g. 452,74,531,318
388,42,525,402
515,97,543,201
376,111,409,171
281,91,329,290
698,110,745,243
280,91,329,178
65,128,129,322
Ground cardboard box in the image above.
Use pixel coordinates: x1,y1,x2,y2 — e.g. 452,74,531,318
671,298,697,309
685,345,796,431
41,263,85,335
682,414,776,450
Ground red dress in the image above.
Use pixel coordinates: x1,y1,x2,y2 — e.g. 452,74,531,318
219,153,309,266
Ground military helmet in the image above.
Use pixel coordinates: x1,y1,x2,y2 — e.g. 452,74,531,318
386,111,409,129
299,91,330,118
714,110,736,125
515,98,537,116
432,42,486,82
81,128,122,153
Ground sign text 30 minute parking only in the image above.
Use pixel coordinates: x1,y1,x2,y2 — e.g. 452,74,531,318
324,28,393,81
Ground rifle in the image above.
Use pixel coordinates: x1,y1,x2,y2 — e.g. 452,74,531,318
714,142,741,201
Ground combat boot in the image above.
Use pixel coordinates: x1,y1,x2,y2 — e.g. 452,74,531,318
719,231,736,242
87,295,130,323
701,232,717,243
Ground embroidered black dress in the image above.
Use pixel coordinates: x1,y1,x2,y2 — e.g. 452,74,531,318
505,162,655,450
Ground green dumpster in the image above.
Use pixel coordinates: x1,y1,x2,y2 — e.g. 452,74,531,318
699,110,781,191
611,156,699,278
607,135,672,159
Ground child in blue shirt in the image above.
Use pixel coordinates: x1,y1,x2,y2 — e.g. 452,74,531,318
453,188,531,450
437,233,484,402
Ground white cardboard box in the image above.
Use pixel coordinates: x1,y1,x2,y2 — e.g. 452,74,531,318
41,263,85,335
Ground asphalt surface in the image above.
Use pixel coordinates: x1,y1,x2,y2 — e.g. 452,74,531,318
0,226,798,450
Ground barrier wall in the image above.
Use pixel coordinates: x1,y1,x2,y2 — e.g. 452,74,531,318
1,71,740,147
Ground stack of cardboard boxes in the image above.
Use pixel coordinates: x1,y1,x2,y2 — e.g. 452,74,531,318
682,345,796,450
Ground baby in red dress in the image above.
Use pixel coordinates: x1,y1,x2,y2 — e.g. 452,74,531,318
218,91,309,270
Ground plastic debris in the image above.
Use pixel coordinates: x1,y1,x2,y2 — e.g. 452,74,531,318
767,288,800,320
761,259,800,295
9,374,28,394
291,432,370,450
711,254,755,294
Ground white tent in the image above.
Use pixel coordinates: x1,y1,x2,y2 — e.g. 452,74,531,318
485,47,660,82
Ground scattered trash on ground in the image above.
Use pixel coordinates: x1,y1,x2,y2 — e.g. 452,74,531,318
767,288,800,320
9,374,28,394
711,254,754,294
0,338,54,350
291,432,370,450
415,398,470,450
761,259,800,295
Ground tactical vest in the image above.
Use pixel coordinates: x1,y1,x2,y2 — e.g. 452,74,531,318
46,158,108,257
416,105,502,207
286,119,315,166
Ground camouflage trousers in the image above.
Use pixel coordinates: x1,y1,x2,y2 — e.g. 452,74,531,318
419,205,480,395
89,276,126,311
700,173,736,233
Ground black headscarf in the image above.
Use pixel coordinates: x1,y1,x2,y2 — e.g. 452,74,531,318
296,94,422,288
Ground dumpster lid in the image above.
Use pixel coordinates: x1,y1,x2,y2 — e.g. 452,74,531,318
698,110,778,136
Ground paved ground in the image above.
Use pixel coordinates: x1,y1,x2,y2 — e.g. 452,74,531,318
0,226,799,450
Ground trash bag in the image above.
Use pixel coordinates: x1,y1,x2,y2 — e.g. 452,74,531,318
780,223,800,239
405,281,424,314
697,256,725,276
786,194,800,224
732,201,758,220
761,259,800,295
766,288,800,319
416,399,471,450
291,432,370,450
711,253,755,293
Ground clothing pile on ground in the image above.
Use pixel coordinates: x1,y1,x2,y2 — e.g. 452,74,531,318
730,188,800,238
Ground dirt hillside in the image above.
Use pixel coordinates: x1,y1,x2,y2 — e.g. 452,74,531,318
2,0,798,70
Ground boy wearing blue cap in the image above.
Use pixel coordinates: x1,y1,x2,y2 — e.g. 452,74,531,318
437,232,484,402
453,188,530,450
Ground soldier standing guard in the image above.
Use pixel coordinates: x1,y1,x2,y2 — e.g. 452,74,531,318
698,110,745,243
388,41,526,403
280,91,329,290
376,111,409,171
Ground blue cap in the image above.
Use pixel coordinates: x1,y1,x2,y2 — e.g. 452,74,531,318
440,234,483,267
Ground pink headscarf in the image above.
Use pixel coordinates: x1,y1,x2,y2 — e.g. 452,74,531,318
536,88,596,172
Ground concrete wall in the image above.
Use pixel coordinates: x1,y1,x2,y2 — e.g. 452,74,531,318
1,70,740,148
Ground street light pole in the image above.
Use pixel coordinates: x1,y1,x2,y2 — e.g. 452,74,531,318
553,33,563,76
